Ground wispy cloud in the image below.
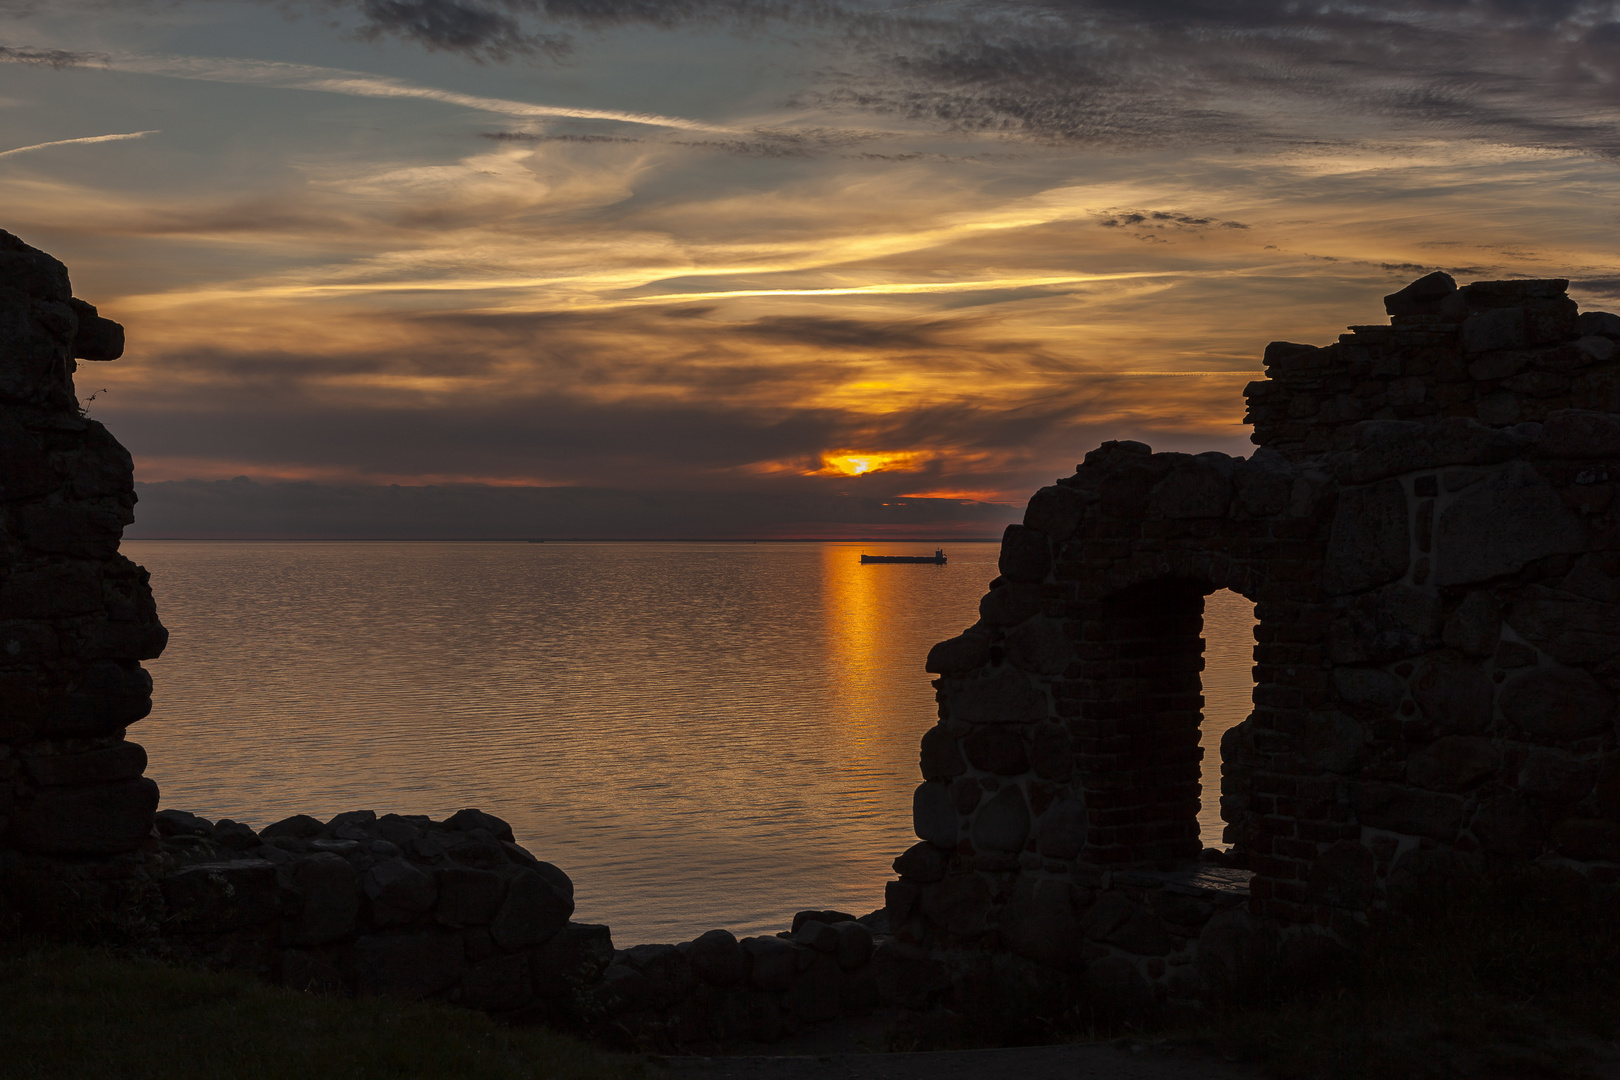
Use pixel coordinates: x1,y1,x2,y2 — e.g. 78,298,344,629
0,129,159,159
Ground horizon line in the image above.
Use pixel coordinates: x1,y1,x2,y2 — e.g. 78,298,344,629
122,536,1007,543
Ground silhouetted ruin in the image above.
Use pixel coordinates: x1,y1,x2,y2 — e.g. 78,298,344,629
6,229,1620,1037
896,272,1620,1005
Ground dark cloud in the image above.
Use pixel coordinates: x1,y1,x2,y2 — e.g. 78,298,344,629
1576,277,1620,299
241,1,1620,154
0,43,106,67
127,477,1016,539
731,314,961,350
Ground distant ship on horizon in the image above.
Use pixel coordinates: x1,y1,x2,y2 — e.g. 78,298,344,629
859,549,946,564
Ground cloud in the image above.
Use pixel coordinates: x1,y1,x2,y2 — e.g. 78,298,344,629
127,476,1017,539
0,43,106,67
0,129,158,159
341,0,570,62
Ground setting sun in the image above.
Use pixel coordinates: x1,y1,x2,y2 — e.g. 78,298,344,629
815,451,924,477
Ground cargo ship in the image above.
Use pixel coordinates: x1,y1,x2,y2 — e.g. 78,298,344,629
860,549,946,564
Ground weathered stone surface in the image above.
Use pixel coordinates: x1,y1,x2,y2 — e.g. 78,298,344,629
970,784,1031,852
920,874,993,937
1331,583,1442,663
1081,892,1172,956
1297,710,1364,773
869,941,949,1009
363,857,436,927
962,728,1029,775
1332,667,1406,710
1384,271,1456,316
1001,878,1081,968
1023,483,1093,539
1518,749,1598,802
1035,797,1086,859
286,852,360,947
1029,722,1074,779
1443,592,1502,657
1150,459,1232,519
434,866,504,926
162,859,278,933
490,868,572,950
1433,462,1586,586
943,667,1046,724
532,921,614,999
23,741,146,787
1503,585,1620,665
918,725,965,779
1354,782,1464,841
924,629,991,675
1323,479,1409,595
794,919,840,954
784,952,843,1022
1410,653,1493,734
892,841,946,882
1462,307,1528,354
998,524,1051,582
1536,409,1620,459
831,920,873,970
1470,792,1545,857
744,934,797,992
1347,417,1529,484
1305,841,1375,910
1003,617,1075,676
1551,818,1620,861
1405,736,1498,792
1499,666,1615,740
353,933,464,999
689,928,745,987
12,776,158,855
979,581,1043,627
912,781,957,848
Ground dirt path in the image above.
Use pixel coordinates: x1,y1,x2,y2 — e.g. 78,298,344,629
649,1042,1261,1080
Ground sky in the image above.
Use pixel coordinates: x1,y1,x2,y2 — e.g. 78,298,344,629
3,0,1618,538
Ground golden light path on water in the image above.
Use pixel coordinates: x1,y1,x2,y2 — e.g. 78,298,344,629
130,540,1256,943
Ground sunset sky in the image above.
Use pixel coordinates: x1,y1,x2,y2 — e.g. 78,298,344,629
3,0,1617,537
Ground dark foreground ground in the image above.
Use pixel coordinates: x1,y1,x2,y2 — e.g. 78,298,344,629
7,869,1620,1080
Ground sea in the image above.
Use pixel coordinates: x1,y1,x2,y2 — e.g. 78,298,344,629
125,540,1257,944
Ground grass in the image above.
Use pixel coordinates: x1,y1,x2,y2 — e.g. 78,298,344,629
0,941,642,1080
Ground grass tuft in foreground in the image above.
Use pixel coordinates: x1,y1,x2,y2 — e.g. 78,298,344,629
0,940,641,1080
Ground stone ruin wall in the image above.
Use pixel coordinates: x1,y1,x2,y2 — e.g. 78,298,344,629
887,270,1620,1008
10,224,1620,1034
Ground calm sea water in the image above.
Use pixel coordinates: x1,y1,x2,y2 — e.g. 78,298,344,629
125,540,1256,944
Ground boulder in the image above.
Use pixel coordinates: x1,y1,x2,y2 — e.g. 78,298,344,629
1323,479,1409,595
489,868,572,950
12,776,158,855
970,784,1031,853
1499,666,1615,740
352,933,465,999
689,928,745,987
912,782,957,848
962,728,1029,775
998,524,1051,582
942,667,1046,724
1305,841,1376,910
1405,736,1498,792
285,852,360,947
1024,484,1094,539
1432,462,1585,587
1003,617,1076,676
1503,585,1620,665
920,874,993,936
1354,782,1464,841
1410,653,1493,734
363,857,436,927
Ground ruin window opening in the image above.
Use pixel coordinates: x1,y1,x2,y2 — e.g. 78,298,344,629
1078,580,1256,865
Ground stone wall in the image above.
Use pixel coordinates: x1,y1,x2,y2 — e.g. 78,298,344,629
0,230,166,906
893,272,1620,1008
